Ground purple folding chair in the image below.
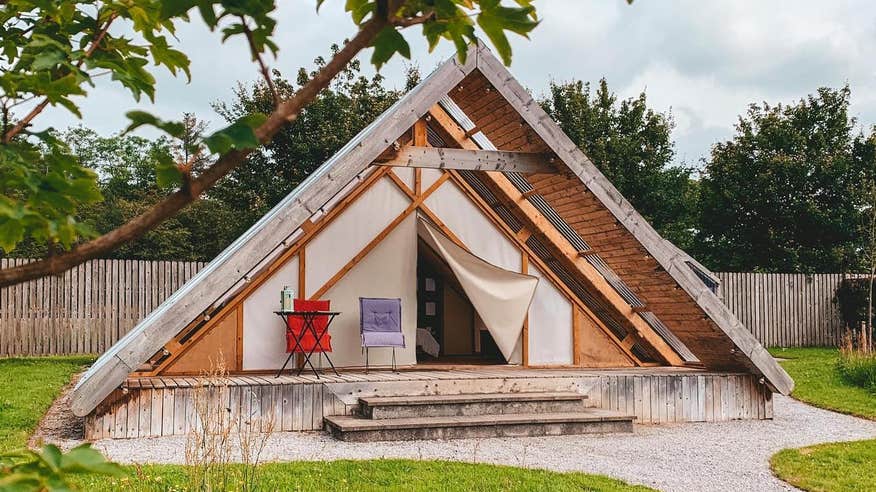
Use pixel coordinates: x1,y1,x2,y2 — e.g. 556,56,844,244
359,297,404,373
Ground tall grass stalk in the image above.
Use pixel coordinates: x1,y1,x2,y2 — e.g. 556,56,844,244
838,329,876,392
184,354,276,491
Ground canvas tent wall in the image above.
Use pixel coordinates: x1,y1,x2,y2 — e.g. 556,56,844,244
71,41,791,418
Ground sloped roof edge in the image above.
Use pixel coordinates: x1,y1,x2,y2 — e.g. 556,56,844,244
72,40,791,418
470,40,792,394
70,45,479,417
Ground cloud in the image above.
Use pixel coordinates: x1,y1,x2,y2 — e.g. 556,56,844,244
28,0,876,165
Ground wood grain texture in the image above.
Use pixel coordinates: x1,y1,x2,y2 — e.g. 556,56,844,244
84,368,772,439
376,146,556,174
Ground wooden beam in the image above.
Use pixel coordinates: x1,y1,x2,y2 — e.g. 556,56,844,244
413,119,428,146
472,41,793,394
309,172,451,300
70,44,480,417
428,103,683,367
384,168,636,366
521,251,530,367
376,146,556,174
520,189,538,199
298,247,306,297
444,171,638,367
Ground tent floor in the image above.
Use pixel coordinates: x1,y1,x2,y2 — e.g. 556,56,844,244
86,366,774,440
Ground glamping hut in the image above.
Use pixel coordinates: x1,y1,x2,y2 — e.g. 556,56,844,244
71,41,793,441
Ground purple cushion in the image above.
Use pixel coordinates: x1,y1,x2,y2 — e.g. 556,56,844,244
360,297,404,348
362,332,405,347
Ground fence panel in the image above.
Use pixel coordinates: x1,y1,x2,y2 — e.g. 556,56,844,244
0,260,866,355
0,258,205,356
715,272,864,347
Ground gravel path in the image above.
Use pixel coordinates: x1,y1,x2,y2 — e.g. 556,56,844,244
83,395,876,492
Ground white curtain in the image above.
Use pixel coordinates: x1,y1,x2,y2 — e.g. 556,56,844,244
417,218,538,361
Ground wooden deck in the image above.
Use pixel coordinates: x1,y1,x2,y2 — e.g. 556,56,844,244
86,366,774,440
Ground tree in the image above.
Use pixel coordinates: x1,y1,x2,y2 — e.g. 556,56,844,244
542,78,697,249
696,86,876,273
211,52,411,234
0,0,542,286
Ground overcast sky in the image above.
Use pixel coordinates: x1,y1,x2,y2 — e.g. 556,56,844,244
32,0,876,168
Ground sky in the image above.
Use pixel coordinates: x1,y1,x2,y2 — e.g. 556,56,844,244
31,0,876,168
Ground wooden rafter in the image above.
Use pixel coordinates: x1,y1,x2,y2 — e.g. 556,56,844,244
427,103,684,366
146,168,391,375
308,172,451,300
385,168,639,366
376,145,557,174
443,171,640,366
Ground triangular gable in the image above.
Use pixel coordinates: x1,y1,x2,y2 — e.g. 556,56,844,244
72,41,790,417
451,43,791,394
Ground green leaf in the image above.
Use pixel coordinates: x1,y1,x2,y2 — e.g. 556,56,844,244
0,219,25,253
31,49,66,71
203,113,267,154
477,2,539,65
124,111,186,138
370,26,410,71
154,153,183,188
60,444,126,476
160,0,199,19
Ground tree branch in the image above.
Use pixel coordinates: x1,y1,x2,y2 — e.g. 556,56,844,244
239,16,279,107
1,12,118,143
0,12,392,287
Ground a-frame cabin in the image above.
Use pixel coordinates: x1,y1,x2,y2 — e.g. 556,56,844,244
72,41,792,440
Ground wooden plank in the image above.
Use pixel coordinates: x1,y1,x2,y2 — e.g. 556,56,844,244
69,45,478,417
473,43,792,394
376,145,556,174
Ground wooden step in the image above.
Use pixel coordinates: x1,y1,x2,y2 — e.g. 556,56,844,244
325,409,634,442
358,392,589,419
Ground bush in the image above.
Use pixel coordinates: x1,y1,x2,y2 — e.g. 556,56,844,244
837,331,876,392
834,278,875,331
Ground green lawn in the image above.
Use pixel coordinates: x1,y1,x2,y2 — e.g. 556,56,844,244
0,355,94,452
768,347,876,492
769,347,876,420
72,459,652,491
0,356,651,491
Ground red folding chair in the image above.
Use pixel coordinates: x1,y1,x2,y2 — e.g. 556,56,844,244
286,299,333,354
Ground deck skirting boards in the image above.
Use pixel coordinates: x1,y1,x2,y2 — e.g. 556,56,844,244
84,371,772,440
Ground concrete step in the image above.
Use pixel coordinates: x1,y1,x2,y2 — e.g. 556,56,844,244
325,409,635,442
358,392,590,419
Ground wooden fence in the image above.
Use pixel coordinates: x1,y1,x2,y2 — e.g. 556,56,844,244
0,258,205,356
0,258,864,355
715,272,858,347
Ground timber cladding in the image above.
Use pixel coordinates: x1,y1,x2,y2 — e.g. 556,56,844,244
0,258,204,356
84,370,772,440
449,73,750,372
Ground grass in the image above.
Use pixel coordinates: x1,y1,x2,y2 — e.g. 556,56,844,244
71,459,653,491
768,347,876,492
768,347,876,420
0,356,651,491
770,441,876,492
0,355,94,452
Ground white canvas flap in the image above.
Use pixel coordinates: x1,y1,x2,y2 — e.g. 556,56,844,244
417,217,537,360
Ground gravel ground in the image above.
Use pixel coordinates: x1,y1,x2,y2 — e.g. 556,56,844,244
73,395,876,492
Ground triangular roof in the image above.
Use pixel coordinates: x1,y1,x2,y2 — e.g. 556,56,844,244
72,41,791,416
